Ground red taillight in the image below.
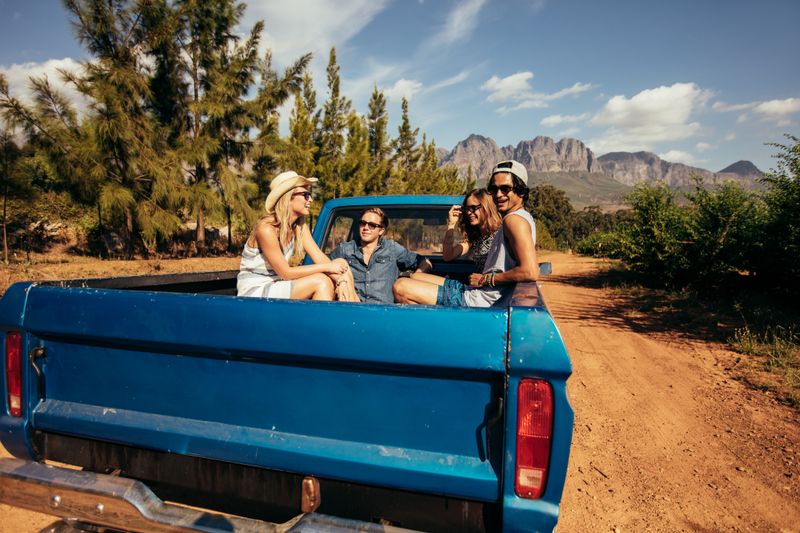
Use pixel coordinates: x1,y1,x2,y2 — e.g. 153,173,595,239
515,378,553,499
5,332,22,417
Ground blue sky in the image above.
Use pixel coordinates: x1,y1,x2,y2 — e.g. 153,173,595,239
1,0,798,173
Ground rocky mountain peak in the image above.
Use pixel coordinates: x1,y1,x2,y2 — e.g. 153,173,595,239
439,134,761,190
719,160,763,176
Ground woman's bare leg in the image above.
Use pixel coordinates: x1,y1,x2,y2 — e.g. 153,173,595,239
393,277,440,305
410,272,447,286
291,273,335,301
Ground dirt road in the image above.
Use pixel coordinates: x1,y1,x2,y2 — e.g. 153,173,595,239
1,252,798,531
543,254,799,532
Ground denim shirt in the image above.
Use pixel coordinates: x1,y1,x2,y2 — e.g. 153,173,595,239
330,239,422,304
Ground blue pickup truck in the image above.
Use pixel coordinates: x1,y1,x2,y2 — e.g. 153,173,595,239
0,195,573,532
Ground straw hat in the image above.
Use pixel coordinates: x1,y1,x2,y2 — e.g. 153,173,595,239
264,171,318,212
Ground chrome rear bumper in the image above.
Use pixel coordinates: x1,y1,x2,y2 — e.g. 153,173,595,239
0,458,413,533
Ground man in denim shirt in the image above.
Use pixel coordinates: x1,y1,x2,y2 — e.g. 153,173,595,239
330,208,432,304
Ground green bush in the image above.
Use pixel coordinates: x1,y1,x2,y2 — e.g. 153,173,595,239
575,231,632,258
683,180,764,285
535,220,558,251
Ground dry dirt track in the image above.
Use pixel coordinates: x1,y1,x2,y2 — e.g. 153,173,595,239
542,253,800,532
1,252,799,532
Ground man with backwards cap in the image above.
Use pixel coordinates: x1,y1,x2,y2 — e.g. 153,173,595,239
393,159,538,307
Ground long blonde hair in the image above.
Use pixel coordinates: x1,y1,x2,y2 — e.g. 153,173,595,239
261,188,306,266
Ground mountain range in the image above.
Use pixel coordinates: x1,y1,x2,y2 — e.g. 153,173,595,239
438,134,764,208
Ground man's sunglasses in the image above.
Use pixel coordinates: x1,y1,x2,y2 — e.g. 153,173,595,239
359,220,384,230
487,184,515,195
292,191,312,200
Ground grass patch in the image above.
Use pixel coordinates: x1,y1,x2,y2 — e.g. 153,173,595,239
730,325,800,406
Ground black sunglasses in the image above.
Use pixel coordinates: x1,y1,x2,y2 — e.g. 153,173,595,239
487,184,515,195
464,205,482,214
359,220,384,230
292,191,312,200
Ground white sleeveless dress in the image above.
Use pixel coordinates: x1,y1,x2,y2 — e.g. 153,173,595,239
236,241,294,299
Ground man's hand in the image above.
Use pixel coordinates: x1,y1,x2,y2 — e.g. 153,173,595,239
415,257,433,273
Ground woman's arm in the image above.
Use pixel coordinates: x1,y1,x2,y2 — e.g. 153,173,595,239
254,223,344,280
442,205,470,261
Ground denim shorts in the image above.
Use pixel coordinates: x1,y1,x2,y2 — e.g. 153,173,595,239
436,278,466,307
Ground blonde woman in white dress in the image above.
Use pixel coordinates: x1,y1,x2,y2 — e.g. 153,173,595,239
237,171,359,302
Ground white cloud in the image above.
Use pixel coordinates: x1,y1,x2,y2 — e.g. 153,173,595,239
481,72,594,114
695,142,712,152
588,82,712,153
712,101,755,112
246,1,390,66
540,112,590,127
1,58,87,112
752,97,800,122
427,70,471,92
558,127,581,137
713,97,800,125
384,78,423,101
427,0,487,48
659,150,700,165
724,132,736,142
481,72,534,103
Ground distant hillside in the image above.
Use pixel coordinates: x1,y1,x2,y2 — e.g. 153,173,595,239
529,171,632,211
438,134,763,209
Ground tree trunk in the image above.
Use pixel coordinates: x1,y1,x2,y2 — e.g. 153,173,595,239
2,181,8,265
226,205,233,252
196,207,206,256
125,207,134,259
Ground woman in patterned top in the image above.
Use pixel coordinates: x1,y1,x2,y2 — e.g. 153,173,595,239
402,189,501,296
442,188,502,270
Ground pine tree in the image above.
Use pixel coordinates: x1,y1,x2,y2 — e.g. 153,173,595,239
341,111,370,197
389,97,419,193
60,0,185,256
0,117,31,263
285,72,318,177
365,85,390,194
174,0,257,252
248,49,311,221
317,48,352,199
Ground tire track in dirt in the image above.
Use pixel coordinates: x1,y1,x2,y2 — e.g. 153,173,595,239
541,253,799,532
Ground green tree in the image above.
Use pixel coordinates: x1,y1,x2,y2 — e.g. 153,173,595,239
317,48,351,199
389,97,419,193
175,0,263,252
527,184,575,249
285,72,318,177
759,134,800,296
684,179,762,284
61,0,185,256
620,182,690,283
365,85,390,194
341,111,370,197
0,123,30,263
248,49,311,215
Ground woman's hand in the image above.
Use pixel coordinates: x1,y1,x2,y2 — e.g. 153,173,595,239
447,205,461,229
324,258,350,275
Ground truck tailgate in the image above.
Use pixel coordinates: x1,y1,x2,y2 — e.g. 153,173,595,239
21,286,507,502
